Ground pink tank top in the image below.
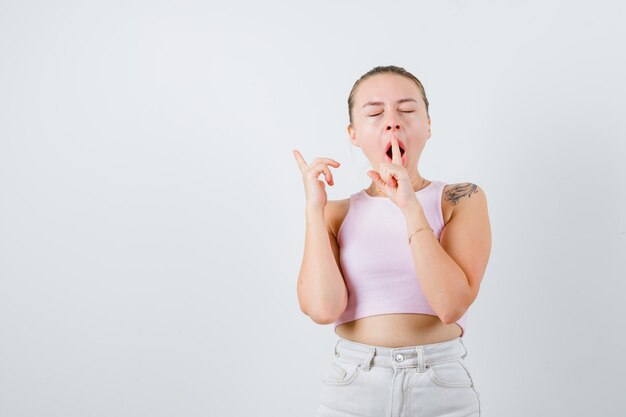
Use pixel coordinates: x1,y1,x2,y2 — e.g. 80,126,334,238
335,180,468,336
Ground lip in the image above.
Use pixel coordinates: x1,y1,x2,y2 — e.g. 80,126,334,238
385,152,407,165
385,138,407,154
384,138,407,162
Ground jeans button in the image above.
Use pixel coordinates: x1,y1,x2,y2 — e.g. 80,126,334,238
395,354,404,362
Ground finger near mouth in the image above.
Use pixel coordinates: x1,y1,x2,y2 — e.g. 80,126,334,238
385,152,406,163
386,147,405,159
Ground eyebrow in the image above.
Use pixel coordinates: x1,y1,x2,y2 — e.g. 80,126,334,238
361,98,418,108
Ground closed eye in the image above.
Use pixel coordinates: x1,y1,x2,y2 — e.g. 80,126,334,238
367,110,414,117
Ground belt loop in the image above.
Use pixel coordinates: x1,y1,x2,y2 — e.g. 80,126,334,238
459,337,467,359
334,338,341,358
417,347,425,373
360,347,375,372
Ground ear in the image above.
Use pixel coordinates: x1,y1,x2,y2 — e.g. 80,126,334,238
426,117,432,140
347,124,360,147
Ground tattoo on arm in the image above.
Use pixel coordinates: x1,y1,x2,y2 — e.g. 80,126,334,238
444,183,479,206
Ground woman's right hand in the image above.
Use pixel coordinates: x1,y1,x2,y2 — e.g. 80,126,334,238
292,149,340,210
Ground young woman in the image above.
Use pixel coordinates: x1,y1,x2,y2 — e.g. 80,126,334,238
293,65,491,417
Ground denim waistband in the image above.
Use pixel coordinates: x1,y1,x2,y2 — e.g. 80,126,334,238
333,336,467,373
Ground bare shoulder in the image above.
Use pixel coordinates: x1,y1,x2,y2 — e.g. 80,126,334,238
442,182,486,225
324,197,351,238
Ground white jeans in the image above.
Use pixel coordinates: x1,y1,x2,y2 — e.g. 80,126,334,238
315,336,481,417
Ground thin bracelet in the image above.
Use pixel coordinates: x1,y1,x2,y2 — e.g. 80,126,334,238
408,226,434,244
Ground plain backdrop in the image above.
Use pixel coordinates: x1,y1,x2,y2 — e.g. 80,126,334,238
1,1,625,416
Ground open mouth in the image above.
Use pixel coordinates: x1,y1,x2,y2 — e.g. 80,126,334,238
385,141,406,159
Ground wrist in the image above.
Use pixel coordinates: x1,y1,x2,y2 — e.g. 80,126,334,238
306,204,325,217
401,200,423,218
404,203,432,235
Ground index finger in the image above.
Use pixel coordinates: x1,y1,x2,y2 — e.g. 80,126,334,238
292,149,308,172
390,135,402,165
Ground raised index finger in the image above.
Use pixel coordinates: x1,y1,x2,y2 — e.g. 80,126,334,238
292,149,308,172
390,135,402,165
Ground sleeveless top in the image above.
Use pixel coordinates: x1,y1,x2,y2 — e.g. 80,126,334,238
334,180,468,336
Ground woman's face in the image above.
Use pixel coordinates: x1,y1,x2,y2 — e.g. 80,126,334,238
348,73,431,171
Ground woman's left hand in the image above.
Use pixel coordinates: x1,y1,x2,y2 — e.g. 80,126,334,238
367,135,421,212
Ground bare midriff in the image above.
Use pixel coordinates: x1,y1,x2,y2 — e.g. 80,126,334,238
335,313,462,348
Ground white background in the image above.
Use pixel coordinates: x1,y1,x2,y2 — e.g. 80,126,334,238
1,1,625,416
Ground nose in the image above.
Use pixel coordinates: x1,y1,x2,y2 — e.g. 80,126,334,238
385,115,401,132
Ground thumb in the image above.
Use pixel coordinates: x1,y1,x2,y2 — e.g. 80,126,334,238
367,170,383,187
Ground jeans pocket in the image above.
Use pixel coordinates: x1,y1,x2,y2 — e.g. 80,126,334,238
426,359,474,388
322,358,361,386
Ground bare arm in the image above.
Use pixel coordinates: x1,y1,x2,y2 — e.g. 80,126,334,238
402,183,491,323
296,204,347,325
